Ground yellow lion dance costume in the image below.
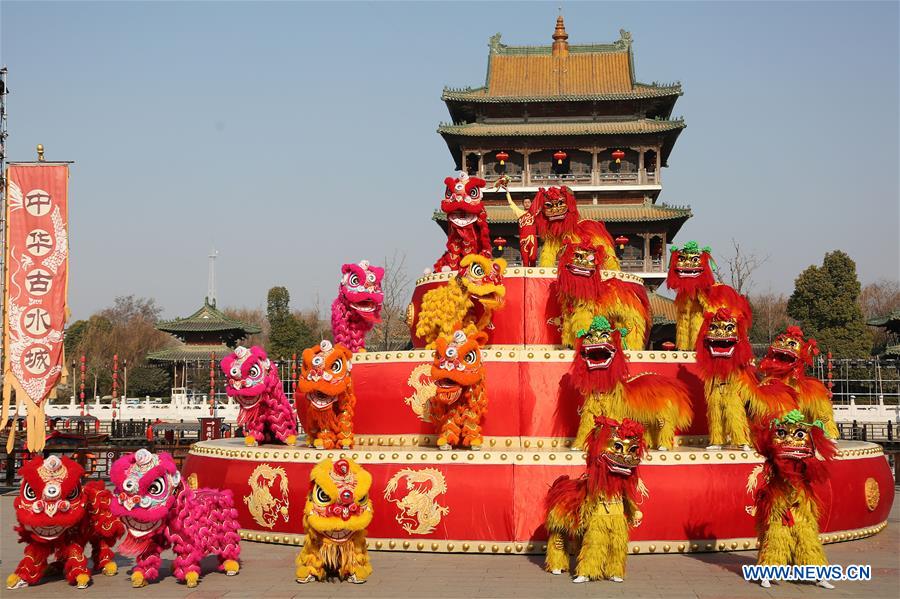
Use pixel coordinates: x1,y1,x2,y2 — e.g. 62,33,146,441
545,416,645,583
295,458,373,584
415,254,506,348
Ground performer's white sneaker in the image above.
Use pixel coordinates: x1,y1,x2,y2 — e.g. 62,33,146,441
572,575,590,584
609,576,624,583
816,580,835,589
760,579,771,588
550,569,562,575
739,444,752,451
296,575,314,584
438,444,451,451
347,574,366,584
706,444,723,450
569,446,582,452
7,579,28,590
657,446,668,451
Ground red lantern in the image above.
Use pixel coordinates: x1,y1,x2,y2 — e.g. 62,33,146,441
615,235,629,250
612,149,625,164
496,151,509,165
493,237,508,252
553,150,568,165
662,341,676,351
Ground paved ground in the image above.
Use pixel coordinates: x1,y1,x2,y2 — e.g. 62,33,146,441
1,488,897,599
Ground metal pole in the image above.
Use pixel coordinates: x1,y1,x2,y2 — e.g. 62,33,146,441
0,67,8,378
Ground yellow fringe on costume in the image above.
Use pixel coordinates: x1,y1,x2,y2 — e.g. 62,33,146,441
572,378,692,450
296,531,372,582
538,235,564,268
674,292,707,351
792,378,839,439
758,489,827,567
705,371,756,447
415,280,471,348
560,288,648,350
561,300,597,349
545,495,635,579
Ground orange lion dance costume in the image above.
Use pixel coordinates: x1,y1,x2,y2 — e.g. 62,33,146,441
696,286,795,449
532,185,579,267
570,316,692,451
666,241,717,350
556,220,650,350
297,340,356,449
7,455,123,590
430,329,489,450
295,458,373,584
545,416,646,583
750,410,837,589
759,326,839,439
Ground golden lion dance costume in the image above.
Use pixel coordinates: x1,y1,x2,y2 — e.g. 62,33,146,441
430,329,489,450
297,340,356,449
665,241,717,350
532,185,580,267
759,326,839,438
415,254,506,348
696,286,796,450
751,410,837,589
545,416,645,583
570,316,692,451
556,220,650,350
296,458,373,584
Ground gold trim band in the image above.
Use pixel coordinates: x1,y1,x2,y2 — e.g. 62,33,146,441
353,348,697,364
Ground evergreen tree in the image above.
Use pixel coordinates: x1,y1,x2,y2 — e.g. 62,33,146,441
266,286,315,360
787,251,873,357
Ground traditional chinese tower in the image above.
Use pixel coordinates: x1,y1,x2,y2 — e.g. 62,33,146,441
147,299,260,363
437,16,690,290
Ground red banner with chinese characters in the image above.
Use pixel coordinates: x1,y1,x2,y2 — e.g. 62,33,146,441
2,163,69,451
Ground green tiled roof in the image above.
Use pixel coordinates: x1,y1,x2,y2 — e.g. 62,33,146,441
867,309,900,328
147,344,233,362
434,203,692,225
438,118,685,138
156,299,262,335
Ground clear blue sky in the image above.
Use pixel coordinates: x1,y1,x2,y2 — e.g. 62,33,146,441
2,1,898,320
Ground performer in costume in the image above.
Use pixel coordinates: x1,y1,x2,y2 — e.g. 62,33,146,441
496,176,537,267
545,416,645,583
7,455,123,590
696,286,796,449
666,241,717,350
331,260,384,352
296,340,357,449
532,185,579,267
295,458,373,584
556,220,649,350
758,326,839,438
415,254,506,348
751,410,837,589
433,172,491,272
110,449,241,588
570,316,692,451
221,345,297,447
430,329,489,450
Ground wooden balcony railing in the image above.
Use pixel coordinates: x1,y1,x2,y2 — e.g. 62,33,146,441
620,257,666,273
480,169,660,187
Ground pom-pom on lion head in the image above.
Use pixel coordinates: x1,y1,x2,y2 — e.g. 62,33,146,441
297,340,354,412
110,449,181,556
457,254,507,310
666,241,716,294
304,458,373,539
759,326,820,379
431,329,488,406
221,345,276,405
15,455,87,543
754,409,836,487
339,260,384,324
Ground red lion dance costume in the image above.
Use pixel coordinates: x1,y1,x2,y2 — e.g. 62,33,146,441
696,286,795,449
532,185,579,267
7,455,123,590
759,326,839,438
221,345,297,447
666,240,717,350
557,220,650,350
297,340,356,449
750,410,837,589
433,172,491,272
570,316,692,451
110,449,241,588
331,260,384,352
430,329,489,450
545,416,645,583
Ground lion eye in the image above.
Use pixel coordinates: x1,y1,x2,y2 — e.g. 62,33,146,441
22,483,36,501
463,351,477,365
248,364,261,379
148,478,166,497
470,264,485,277
67,484,81,500
331,359,344,374
776,428,787,438
315,486,331,504
348,274,360,287
468,186,480,199
793,430,807,440
444,186,453,199
614,442,624,451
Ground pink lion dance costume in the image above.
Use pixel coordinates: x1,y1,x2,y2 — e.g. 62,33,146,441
331,260,385,352
434,172,491,272
110,449,241,588
7,455,123,590
221,345,297,447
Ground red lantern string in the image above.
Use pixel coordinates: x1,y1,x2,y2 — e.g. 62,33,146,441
79,355,86,417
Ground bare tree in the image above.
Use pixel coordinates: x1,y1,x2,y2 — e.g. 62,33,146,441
749,291,793,345
223,307,269,348
859,278,900,352
716,238,769,295
369,250,413,351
